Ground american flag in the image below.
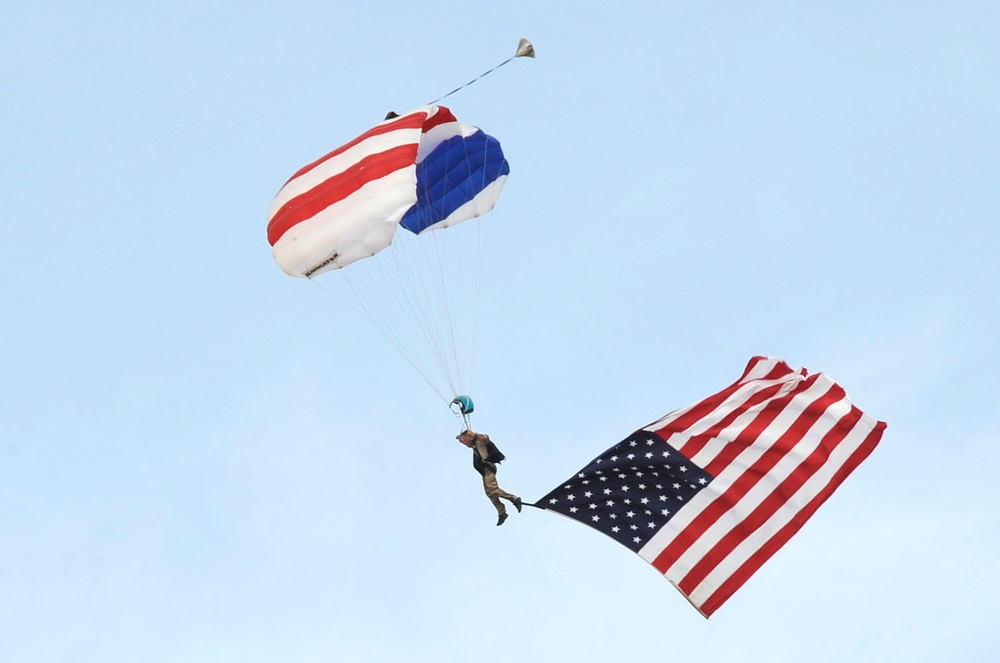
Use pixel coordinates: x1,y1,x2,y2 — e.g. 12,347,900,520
536,356,886,617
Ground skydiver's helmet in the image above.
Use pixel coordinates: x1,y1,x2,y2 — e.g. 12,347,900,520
450,395,474,416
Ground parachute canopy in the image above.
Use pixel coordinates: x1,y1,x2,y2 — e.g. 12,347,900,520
266,106,512,407
267,105,509,278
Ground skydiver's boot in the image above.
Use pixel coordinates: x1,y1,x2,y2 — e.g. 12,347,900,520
497,512,508,526
513,496,522,513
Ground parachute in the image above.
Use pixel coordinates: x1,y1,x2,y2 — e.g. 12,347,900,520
268,106,508,278
267,106,510,410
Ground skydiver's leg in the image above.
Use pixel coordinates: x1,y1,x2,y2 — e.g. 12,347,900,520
498,488,521,512
482,470,506,515
497,488,518,502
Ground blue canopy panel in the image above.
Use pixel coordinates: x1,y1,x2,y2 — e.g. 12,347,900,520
399,129,509,234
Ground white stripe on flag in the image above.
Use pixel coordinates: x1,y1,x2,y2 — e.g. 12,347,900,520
648,381,849,576
683,408,881,609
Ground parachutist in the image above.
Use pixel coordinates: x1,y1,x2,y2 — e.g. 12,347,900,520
456,429,521,526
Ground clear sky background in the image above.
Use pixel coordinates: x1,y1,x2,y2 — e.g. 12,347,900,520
3,2,998,661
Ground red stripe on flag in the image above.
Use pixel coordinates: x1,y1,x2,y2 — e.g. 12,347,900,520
647,357,798,456
738,356,800,382
696,418,885,616
267,143,418,246
650,375,834,572
648,381,767,443
701,374,831,477
670,386,852,593
673,377,817,465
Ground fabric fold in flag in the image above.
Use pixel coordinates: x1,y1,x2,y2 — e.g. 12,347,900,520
535,356,886,617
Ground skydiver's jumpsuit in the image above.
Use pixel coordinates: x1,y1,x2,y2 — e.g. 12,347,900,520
471,433,520,516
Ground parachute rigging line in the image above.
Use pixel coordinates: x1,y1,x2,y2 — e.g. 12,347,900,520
428,37,535,105
453,406,473,431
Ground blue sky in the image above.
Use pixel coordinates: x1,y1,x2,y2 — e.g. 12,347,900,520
2,2,998,661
